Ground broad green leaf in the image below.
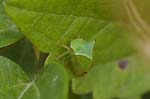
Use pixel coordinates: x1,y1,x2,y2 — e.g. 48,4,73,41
117,59,150,98
38,63,69,99
92,22,133,63
0,56,69,99
0,56,29,98
72,55,150,99
4,0,150,53
71,39,95,60
0,1,23,48
0,39,38,76
3,0,133,52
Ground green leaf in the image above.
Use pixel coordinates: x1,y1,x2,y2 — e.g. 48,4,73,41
71,39,95,60
0,56,69,99
72,59,128,99
117,58,150,98
72,55,150,99
92,23,133,63
0,56,29,98
3,0,131,52
4,0,150,53
0,1,23,48
22,62,69,99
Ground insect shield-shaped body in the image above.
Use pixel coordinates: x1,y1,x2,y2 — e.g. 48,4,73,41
69,55,92,77
70,39,95,77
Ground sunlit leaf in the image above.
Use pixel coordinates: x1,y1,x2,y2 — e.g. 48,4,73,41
3,0,131,52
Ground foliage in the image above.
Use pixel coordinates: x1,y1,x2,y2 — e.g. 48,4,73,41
0,0,150,99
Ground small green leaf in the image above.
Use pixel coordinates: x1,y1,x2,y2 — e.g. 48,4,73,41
71,39,95,60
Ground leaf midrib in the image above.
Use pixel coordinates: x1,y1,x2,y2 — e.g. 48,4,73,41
17,80,40,99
